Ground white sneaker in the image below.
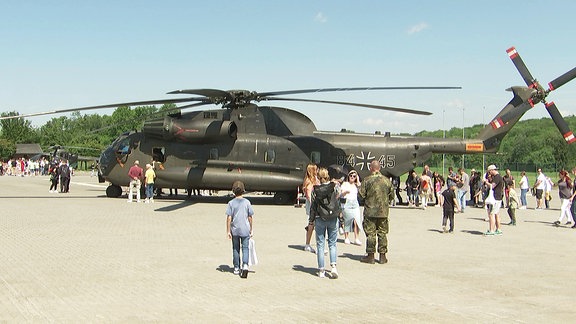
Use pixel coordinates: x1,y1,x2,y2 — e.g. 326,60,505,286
127,200,132,203
318,269,326,278
233,267,240,275
304,245,316,254
344,238,351,244
354,239,362,245
330,266,338,279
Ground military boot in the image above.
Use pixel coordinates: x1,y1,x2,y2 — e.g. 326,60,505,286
378,253,388,264
360,253,375,264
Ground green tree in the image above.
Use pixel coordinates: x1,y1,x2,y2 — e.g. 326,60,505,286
0,111,39,143
0,138,16,160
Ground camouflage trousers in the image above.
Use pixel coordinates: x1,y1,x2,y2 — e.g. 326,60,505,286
363,216,389,254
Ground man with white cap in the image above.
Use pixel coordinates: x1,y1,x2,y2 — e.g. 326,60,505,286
484,164,504,235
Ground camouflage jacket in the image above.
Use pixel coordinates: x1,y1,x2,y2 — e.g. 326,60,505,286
359,171,394,218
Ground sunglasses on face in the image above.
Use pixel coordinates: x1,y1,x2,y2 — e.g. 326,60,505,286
349,174,357,178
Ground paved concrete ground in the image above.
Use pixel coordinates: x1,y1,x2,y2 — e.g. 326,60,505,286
1,173,575,322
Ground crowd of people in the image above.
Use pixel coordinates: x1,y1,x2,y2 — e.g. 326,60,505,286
1,157,51,176
1,156,74,193
223,162,576,279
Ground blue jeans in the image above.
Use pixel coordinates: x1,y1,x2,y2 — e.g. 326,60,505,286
458,189,468,211
315,217,338,269
520,188,528,206
146,184,154,199
231,235,250,269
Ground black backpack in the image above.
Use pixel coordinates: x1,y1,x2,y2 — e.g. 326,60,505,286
60,164,71,177
312,182,341,220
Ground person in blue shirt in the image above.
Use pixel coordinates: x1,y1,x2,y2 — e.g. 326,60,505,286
226,181,254,278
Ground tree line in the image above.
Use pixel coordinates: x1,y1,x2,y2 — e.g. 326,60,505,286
0,104,178,160
416,116,576,172
1,107,576,172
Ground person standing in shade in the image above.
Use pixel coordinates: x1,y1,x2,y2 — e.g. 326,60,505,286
127,160,143,203
359,160,394,265
144,163,156,203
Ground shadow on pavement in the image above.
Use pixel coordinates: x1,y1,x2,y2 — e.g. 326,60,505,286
292,265,318,276
461,230,485,236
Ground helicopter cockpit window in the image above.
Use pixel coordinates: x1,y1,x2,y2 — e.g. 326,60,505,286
204,111,218,119
209,148,219,160
153,147,166,163
116,138,131,155
265,149,276,163
310,151,321,164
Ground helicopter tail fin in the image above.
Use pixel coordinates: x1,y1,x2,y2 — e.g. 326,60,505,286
476,86,536,153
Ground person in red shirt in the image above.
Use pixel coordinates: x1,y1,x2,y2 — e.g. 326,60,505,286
127,160,143,202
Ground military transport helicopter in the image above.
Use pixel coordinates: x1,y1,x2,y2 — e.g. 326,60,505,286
45,145,100,169
2,47,575,204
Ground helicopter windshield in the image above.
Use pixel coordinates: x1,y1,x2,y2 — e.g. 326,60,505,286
115,136,132,155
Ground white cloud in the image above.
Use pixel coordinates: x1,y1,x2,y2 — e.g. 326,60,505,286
407,22,429,35
363,117,386,126
314,12,328,23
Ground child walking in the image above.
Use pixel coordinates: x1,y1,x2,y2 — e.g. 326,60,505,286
226,181,254,278
441,185,461,233
507,182,519,226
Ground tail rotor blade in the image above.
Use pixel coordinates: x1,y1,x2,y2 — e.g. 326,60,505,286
507,47,537,87
545,101,576,143
548,67,576,91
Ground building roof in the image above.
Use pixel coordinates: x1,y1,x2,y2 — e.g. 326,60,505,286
14,144,44,158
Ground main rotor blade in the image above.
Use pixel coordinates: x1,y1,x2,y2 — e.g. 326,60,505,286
507,47,537,87
258,86,461,98
0,97,208,120
545,101,576,143
548,67,576,91
262,97,432,115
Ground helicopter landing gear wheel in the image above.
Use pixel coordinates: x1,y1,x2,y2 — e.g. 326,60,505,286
106,184,123,198
273,191,297,205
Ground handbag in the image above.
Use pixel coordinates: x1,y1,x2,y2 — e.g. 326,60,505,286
248,238,258,266
485,188,496,205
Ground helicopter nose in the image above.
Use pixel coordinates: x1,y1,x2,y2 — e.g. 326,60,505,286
98,146,116,175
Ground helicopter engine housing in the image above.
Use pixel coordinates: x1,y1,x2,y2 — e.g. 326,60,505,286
143,116,237,144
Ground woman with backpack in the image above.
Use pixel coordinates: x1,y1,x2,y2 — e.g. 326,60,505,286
310,167,341,279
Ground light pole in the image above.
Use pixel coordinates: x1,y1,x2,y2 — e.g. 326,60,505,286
482,106,486,171
461,107,465,169
442,109,445,177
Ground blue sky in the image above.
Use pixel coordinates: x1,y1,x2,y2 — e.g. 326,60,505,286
1,0,576,136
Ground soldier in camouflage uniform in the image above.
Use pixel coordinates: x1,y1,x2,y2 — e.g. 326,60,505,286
359,160,395,264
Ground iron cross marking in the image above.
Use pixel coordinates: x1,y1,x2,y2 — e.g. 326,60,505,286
355,151,375,170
